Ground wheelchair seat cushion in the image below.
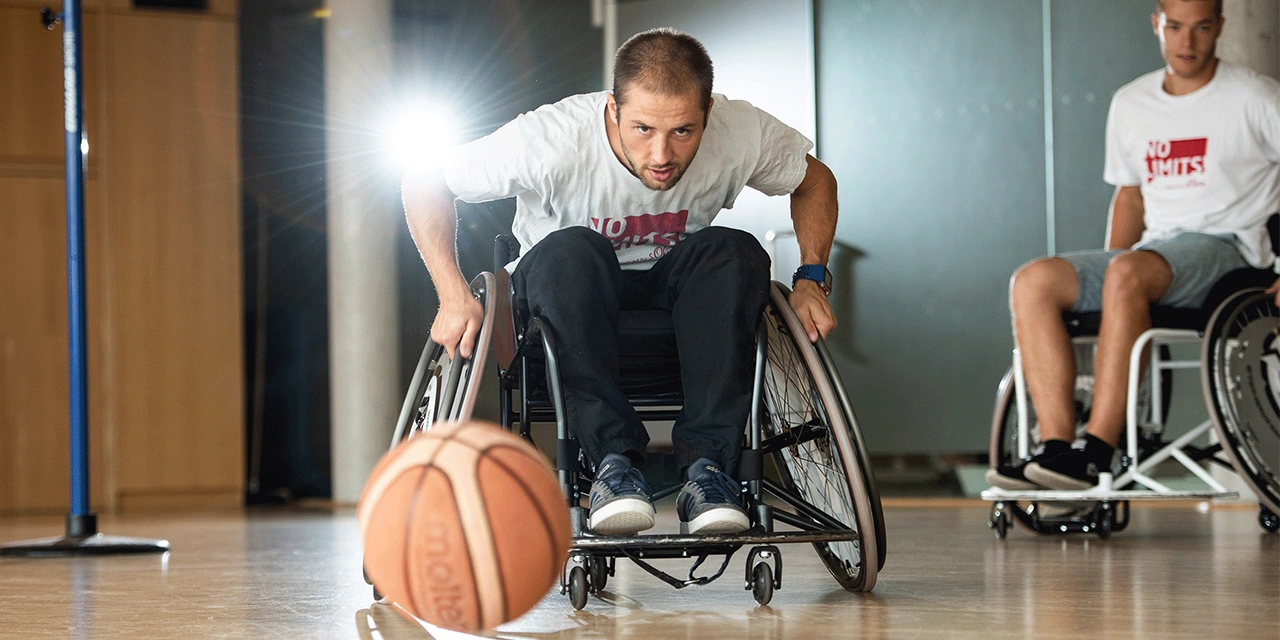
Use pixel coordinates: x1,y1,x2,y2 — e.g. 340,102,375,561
1063,267,1277,336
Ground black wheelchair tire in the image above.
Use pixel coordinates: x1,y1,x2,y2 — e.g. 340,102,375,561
1201,288,1280,519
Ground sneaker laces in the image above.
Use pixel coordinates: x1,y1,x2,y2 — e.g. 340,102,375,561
687,469,742,507
596,463,650,497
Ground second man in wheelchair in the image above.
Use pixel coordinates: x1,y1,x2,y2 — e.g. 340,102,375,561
993,0,1280,491
402,29,841,535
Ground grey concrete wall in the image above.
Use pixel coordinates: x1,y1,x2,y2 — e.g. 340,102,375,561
816,0,1162,453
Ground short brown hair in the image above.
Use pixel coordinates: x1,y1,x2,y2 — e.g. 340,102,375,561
612,28,714,112
1156,0,1223,18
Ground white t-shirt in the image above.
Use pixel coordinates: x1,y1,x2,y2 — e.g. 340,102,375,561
1104,61,1280,268
444,91,813,269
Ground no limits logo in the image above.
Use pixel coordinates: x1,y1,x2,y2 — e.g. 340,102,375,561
589,210,689,256
1146,138,1207,184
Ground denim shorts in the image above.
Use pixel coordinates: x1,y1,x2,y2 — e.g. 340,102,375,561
1058,232,1249,312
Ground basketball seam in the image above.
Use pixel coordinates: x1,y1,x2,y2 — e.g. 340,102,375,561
484,450,561,620
394,427,476,628
401,467,427,619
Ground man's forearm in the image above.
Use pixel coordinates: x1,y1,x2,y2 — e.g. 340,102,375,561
402,169,470,302
1105,185,1145,250
790,155,839,265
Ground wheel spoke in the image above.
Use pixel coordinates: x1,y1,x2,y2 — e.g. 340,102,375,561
761,306,863,586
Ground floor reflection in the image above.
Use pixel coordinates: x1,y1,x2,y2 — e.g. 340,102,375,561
2,505,1276,638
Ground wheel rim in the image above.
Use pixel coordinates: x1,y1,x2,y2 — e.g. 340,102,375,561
761,283,877,591
1203,289,1280,516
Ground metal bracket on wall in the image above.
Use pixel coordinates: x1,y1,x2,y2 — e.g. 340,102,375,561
41,7,62,30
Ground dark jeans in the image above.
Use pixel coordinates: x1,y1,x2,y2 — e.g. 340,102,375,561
511,226,770,475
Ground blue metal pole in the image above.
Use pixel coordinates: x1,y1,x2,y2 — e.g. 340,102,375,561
62,0,90,521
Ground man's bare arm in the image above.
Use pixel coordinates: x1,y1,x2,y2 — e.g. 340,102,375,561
1105,185,1145,250
788,154,839,342
402,167,484,359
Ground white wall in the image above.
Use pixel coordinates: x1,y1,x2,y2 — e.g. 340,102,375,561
1219,0,1280,77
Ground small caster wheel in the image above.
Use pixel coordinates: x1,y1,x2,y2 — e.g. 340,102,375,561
1260,506,1279,533
1095,504,1113,540
587,556,609,592
989,503,1010,539
568,566,588,610
751,562,774,606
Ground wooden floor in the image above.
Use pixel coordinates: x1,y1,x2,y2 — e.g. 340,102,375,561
0,500,1276,639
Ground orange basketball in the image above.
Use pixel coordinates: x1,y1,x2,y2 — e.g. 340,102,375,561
357,420,571,632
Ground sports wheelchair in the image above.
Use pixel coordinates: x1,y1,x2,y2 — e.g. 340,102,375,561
379,234,885,608
983,245,1280,539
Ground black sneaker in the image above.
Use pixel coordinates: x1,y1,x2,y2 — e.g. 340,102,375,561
985,461,1041,491
676,458,749,535
1024,449,1099,490
588,453,655,535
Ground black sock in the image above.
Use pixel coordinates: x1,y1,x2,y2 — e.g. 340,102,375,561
1040,439,1072,459
1083,434,1115,469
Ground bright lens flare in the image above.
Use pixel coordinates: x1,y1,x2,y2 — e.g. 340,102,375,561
383,101,459,173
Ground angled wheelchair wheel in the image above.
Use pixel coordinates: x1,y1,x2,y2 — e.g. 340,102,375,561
1202,288,1280,519
989,346,1094,479
760,282,884,592
388,273,496,448
989,344,1170,486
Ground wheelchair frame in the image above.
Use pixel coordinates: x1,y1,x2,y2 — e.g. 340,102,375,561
383,266,886,607
983,275,1280,539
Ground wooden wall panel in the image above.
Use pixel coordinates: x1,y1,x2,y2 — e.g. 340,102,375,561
103,11,243,507
0,7,101,170
0,1,241,514
0,177,108,514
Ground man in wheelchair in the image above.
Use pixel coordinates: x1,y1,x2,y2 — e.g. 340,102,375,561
992,0,1280,492
402,29,840,536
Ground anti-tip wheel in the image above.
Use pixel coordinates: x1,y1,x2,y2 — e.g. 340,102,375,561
751,562,774,606
990,503,1010,539
587,556,609,593
1095,504,1113,540
1260,507,1280,533
568,566,588,610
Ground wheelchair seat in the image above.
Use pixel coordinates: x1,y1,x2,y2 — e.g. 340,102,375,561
1064,267,1279,336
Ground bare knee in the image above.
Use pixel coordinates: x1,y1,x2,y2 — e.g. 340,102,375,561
1010,257,1077,314
1102,251,1166,303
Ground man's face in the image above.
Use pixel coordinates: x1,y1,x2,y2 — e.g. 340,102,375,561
1153,0,1222,79
608,86,709,191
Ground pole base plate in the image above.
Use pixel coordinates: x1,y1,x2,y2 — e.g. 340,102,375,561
0,534,169,557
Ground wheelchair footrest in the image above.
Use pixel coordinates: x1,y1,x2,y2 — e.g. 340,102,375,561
981,488,1238,502
570,529,857,558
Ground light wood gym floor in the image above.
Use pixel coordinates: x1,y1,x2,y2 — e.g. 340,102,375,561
0,500,1276,639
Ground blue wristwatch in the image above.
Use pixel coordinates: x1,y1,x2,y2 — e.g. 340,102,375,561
792,264,832,296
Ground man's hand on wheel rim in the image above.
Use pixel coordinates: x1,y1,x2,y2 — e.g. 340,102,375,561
431,294,484,360
789,279,836,343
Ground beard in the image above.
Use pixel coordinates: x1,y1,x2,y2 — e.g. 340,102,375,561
619,137,694,192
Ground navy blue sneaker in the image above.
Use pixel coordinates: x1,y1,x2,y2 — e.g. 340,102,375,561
588,453,655,535
676,458,749,534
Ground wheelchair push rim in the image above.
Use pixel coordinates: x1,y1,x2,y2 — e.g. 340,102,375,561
760,282,882,591
390,273,496,446
1202,288,1280,517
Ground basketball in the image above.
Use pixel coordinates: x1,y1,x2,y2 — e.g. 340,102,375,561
357,420,571,632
